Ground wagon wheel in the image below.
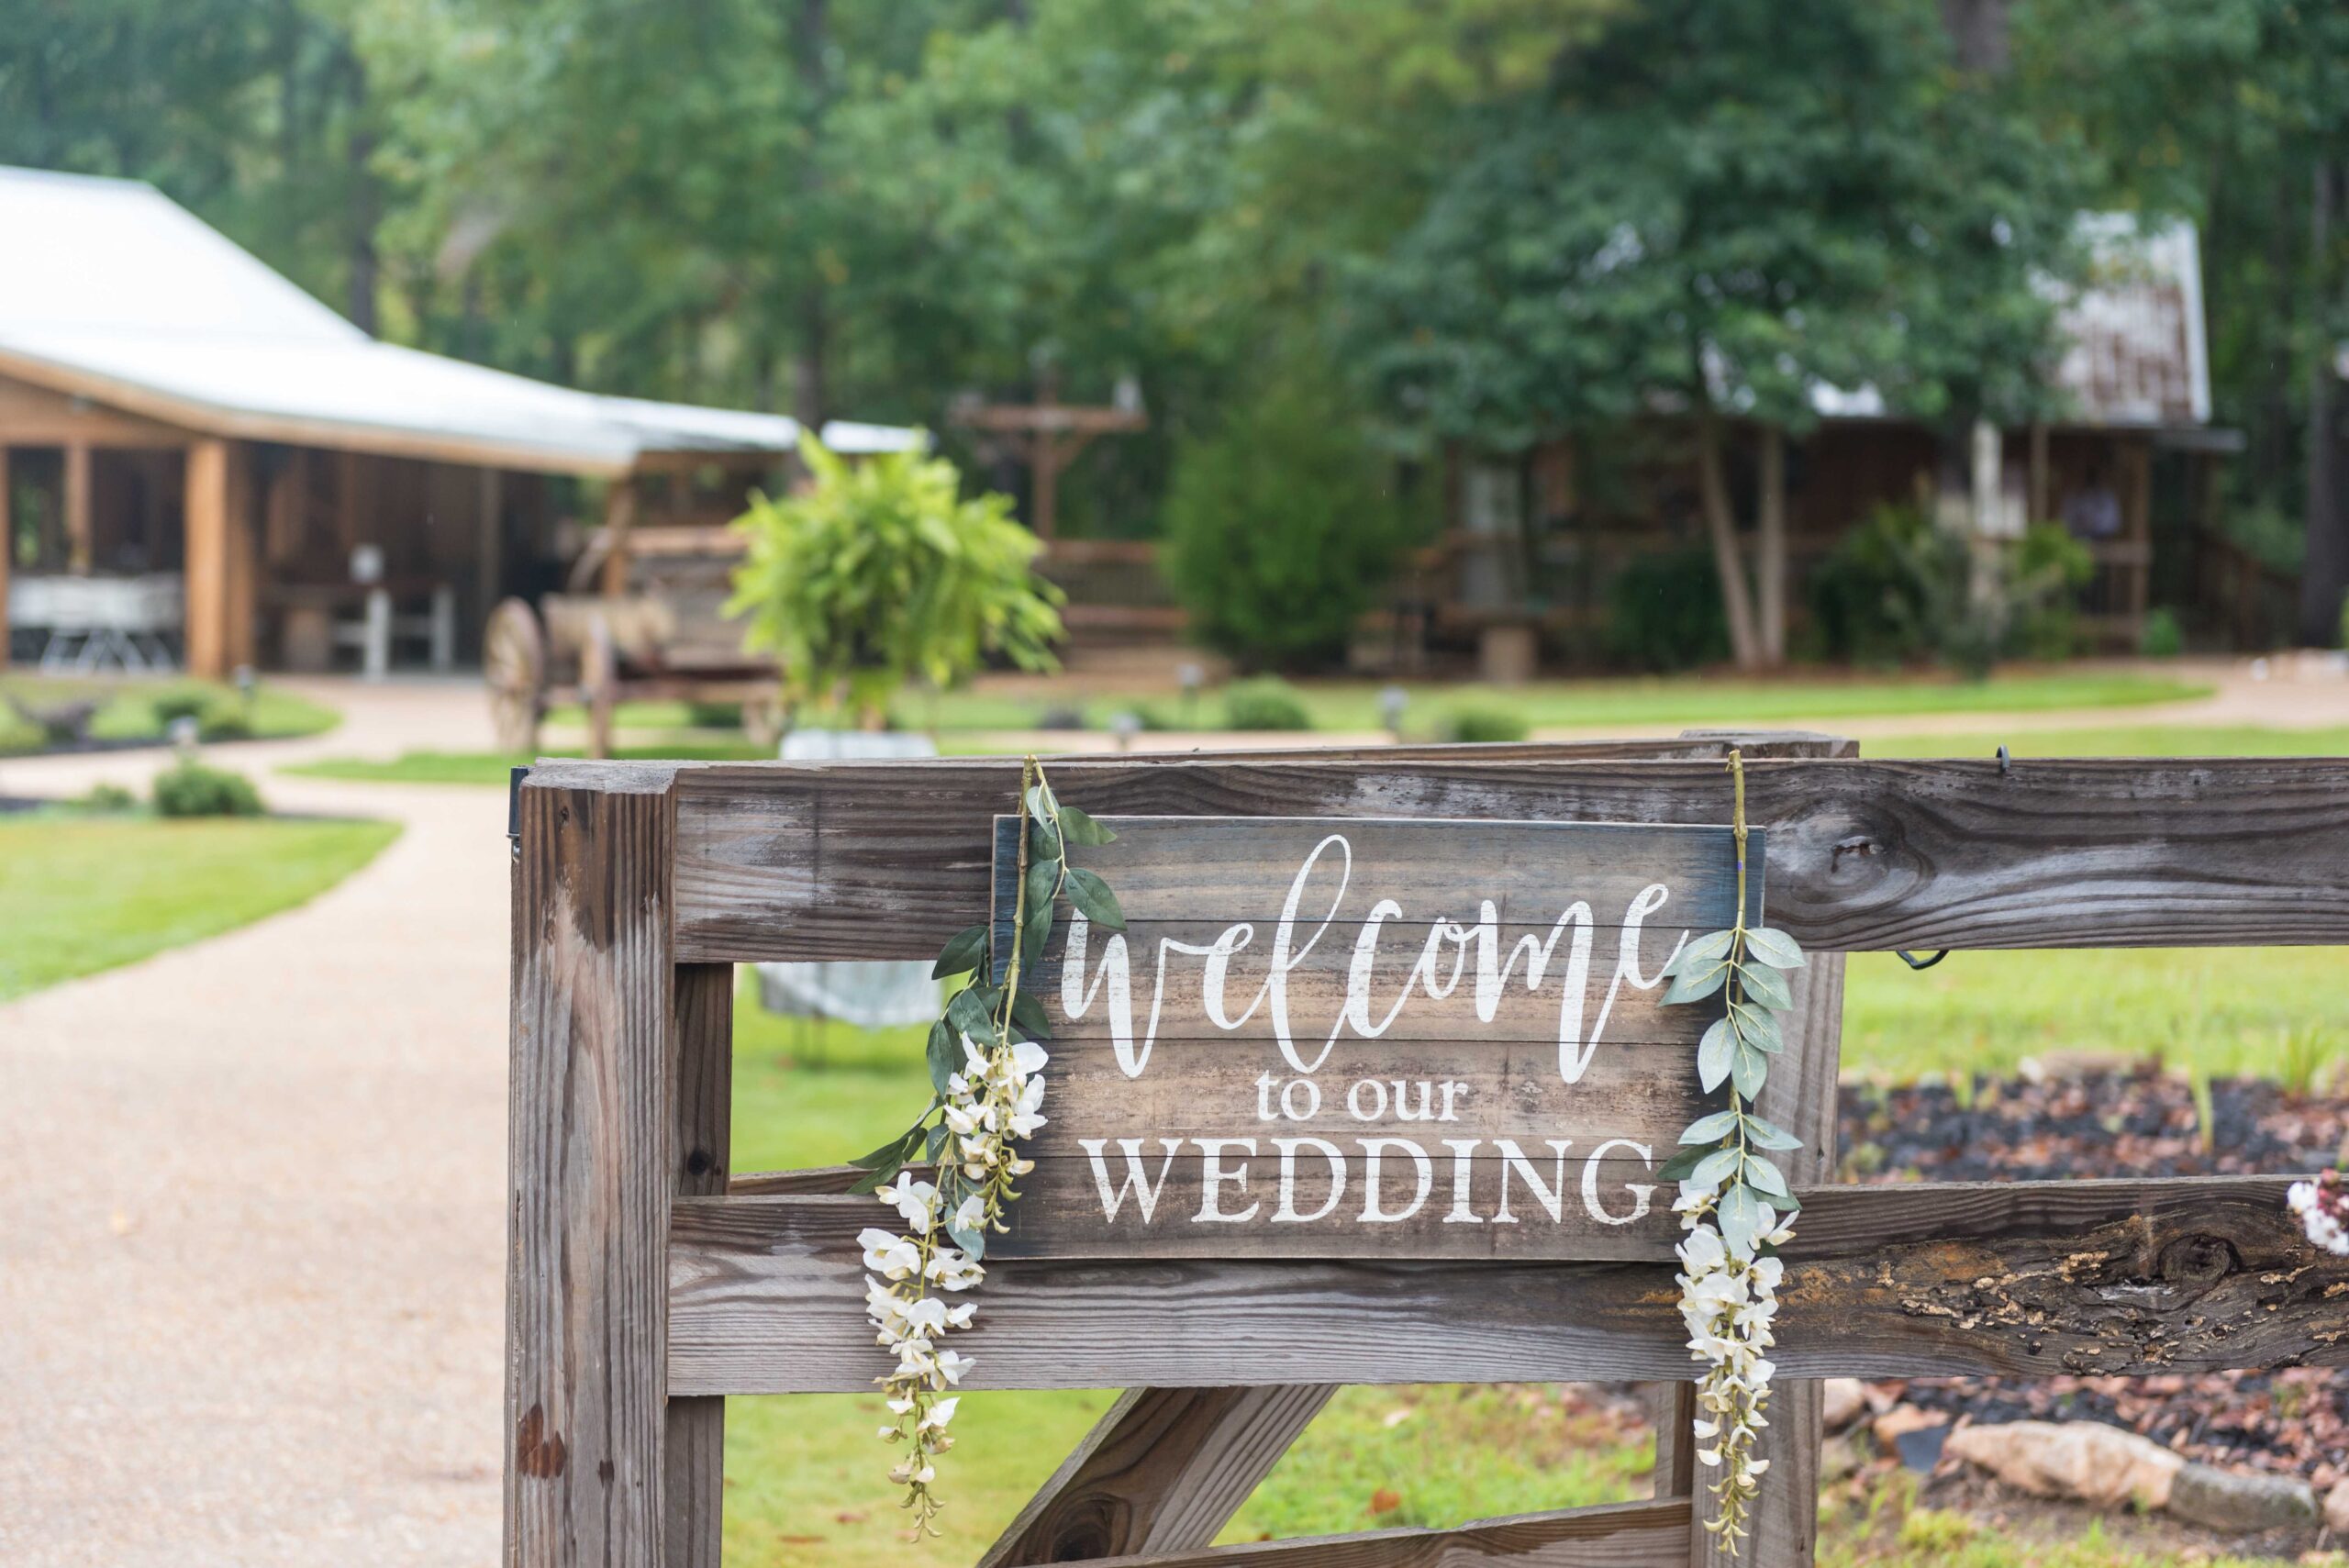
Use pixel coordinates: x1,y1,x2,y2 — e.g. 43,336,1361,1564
742,692,787,753
484,598,545,755
581,615,619,762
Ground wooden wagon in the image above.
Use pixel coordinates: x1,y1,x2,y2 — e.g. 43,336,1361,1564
483,525,783,759
504,734,2349,1568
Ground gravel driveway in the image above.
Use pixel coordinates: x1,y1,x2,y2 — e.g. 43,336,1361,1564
0,680,509,1567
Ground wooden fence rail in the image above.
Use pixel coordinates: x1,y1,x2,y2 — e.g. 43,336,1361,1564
507,736,2349,1568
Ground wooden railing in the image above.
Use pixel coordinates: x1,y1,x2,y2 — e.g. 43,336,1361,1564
506,738,2349,1568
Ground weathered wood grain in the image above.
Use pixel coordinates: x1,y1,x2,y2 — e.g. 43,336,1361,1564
662,962,731,1568
1646,1382,1697,1501
978,1385,1337,1566
608,752,2349,962
986,817,1763,938
981,815,1761,1262
506,773,677,1568
1060,1498,1695,1568
666,1174,2349,1396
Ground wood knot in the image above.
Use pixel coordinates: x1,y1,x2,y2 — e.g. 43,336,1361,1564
517,1403,567,1478
685,1148,716,1178
2157,1233,2238,1297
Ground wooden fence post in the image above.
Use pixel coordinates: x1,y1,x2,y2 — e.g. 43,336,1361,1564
665,962,734,1568
507,771,681,1568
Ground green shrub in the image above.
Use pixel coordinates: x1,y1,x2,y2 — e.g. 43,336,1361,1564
1445,705,1531,744
2140,606,2185,658
685,701,744,728
150,689,212,726
727,436,1062,725
1809,506,2090,676
79,782,138,813
151,760,263,817
1221,678,1312,731
197,706,255,742
1605,549,1731,672
1162,361,1421,670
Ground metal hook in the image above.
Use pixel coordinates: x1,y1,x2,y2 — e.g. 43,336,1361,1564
1898,949,1950,971
1997,743,2011,776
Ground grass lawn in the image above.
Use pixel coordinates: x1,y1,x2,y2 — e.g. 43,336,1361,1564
0,673,340,754
0,812,398,1000
553,668,2209,741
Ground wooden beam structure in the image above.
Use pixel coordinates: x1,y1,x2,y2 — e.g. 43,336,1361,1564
0,446,10,669
952,378,1145,541
62,439,91,573
184,439,230,678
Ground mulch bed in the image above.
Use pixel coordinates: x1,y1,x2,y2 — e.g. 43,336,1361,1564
1835,1067,2349,1487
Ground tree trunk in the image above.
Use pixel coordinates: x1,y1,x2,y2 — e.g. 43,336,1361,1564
2300,161,2348,647
1939,0,2009,72
790,0,830,432
1694,402,1764,671
1757,426,1788,665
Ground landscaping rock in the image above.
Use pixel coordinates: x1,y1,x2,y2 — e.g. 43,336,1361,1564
2166,1463,2317,1534
2324,1477,2349,1535
1822,1377,1867,1431
1944,1419,2183,1511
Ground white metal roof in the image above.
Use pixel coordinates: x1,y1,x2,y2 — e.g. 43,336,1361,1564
0,165,920,473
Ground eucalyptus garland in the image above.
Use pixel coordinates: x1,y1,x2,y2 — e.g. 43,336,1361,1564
848,756,1122,1537
1655,750,1807,1552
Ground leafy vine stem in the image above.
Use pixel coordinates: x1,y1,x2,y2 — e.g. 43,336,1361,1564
849,756,1121,1537
1657,750,1808,1552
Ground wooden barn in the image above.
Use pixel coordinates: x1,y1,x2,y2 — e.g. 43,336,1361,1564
0,166,914,680
1414,215,2253,676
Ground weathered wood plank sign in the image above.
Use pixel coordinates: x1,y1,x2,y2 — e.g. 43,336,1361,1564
987,815,1772,1261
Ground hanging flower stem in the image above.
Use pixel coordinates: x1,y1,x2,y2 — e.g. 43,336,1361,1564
844,755,1122,1538
1656,750,1808,1553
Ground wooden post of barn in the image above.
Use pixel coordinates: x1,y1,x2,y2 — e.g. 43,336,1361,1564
0,446,11,669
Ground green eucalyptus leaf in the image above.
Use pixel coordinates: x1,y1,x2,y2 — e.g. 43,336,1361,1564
1742,1114,1804,1151
944,984,992,1043
1656,1145,1711,1182
1731,1040,1770,1100
1664,962,1730,1006
1056,804,1116,846
1028,812,1063,863
1717,1184,1764,1253
1692,1144,1742,1187
1737,961,1793,1011
1743,1155,1791,1200
1021,858,1060,958
925,1122,951,1161
1733,1002,1784,1053
1667,929,1736,977
1743,927,1806,970
1774,1188,1802,1217
1063,866,1125,931
925,1018,960,1094
1008,986,1052,1040
949,1222,987,1261
851,1126,920,1170
848,1163,896,1195
1681,1107,1742,1144
1697,1018,1735,1090
931,922,988,980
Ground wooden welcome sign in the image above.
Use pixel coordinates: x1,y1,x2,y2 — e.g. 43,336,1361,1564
989,815,1768,1261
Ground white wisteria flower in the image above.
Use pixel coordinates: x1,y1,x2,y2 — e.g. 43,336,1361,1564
1675,1175,1794,1551
860,1021,1053,1536
2288,1170,2349,1256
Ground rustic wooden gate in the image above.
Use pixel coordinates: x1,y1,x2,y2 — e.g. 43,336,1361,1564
506,734,2349,1568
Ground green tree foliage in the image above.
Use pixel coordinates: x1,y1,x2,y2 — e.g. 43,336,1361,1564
1161,363,1422,669
725,439,1063,725
1341,0,2083,667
